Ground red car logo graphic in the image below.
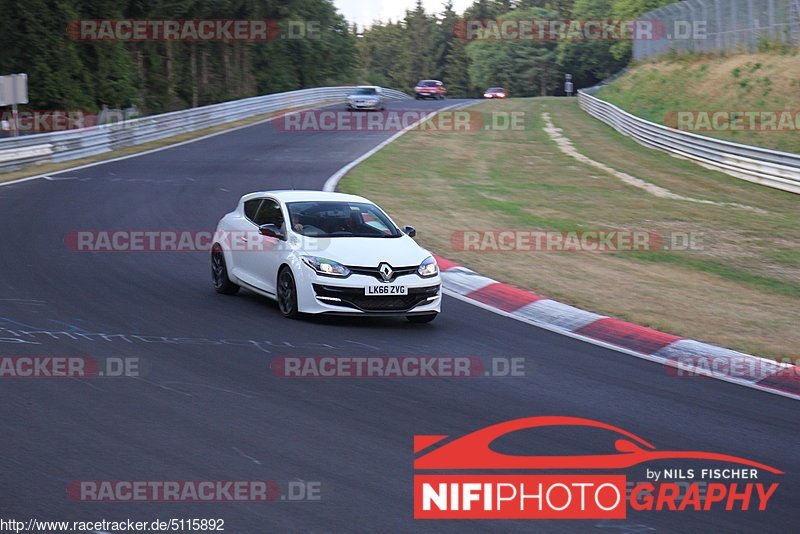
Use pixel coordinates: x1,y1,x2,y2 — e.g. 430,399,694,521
414,416,782,473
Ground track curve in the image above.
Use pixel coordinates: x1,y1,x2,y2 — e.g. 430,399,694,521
0,98,797,532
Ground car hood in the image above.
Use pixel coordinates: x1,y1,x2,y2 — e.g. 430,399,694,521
293,235,431,268
349,94,380,100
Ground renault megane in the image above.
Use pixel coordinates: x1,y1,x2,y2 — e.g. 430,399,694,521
211,191,442,322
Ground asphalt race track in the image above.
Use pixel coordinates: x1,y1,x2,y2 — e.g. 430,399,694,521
0,98,797,532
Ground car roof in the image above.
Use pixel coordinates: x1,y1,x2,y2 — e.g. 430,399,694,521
240,190,372,204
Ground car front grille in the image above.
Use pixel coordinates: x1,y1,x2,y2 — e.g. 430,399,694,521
313,284,440,312
346,265,418,282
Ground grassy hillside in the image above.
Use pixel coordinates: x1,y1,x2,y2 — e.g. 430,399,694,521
342,98,799,359
597,52,800,154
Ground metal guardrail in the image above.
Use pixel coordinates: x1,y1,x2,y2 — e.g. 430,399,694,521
578,89,800,194
0,86,411,173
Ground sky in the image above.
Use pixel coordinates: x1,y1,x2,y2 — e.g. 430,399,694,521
334,0,473,29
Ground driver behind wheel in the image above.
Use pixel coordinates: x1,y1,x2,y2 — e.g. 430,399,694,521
291,213,304,233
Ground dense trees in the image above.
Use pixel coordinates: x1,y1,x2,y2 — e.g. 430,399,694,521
0,0,676,111
0,0,356,112
360,0,673,98
556,0,626,89
467,6,561,97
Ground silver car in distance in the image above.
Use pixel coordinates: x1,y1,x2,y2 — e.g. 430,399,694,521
346,86,386,111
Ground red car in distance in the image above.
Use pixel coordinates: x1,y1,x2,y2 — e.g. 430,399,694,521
414,80,447,100
483,87,508,99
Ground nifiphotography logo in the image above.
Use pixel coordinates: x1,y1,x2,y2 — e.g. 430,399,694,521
413,417,782,519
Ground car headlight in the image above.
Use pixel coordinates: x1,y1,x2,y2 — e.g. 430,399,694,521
417,256,438,278
301,256,350,277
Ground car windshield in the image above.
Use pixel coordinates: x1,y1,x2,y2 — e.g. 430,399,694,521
489,88,505,92
418,81,439,87
287,201,402,238
353,87,378,95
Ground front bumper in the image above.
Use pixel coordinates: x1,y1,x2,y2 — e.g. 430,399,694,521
313,284,440,313
348,100,382,110
295,269,442,315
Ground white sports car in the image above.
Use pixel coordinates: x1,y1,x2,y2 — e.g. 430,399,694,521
211,191,442,322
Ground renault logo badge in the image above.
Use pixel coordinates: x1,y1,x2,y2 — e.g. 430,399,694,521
379,263,393,282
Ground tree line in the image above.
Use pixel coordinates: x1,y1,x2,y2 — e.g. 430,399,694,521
0,0,357,113
361,0,676,98
0,0,674,112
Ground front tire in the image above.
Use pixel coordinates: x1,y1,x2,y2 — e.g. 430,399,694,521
211,245,239,295
407,313,437,324
277,267,300,319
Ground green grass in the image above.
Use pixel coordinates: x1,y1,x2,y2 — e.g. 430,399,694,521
630,252,800,298
341,97,800,358
598,52,800,154
766,248,800,268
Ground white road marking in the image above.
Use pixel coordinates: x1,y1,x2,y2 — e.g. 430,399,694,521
323,102,477,192
232,446,262,465
0,102,341,189
542,112,765,212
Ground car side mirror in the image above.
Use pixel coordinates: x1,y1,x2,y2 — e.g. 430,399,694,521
259,224,285,240
404,225,417,238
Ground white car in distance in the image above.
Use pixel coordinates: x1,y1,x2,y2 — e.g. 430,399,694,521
346,86,385,111
211,191,441,322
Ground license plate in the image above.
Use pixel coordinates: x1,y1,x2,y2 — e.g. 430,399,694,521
365,285,407,296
